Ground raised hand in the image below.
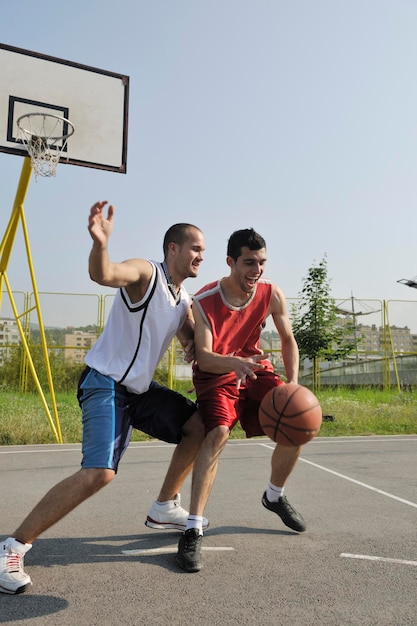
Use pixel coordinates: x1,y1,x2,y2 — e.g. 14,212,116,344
88,200,114,246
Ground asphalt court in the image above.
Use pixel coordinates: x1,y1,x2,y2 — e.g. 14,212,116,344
1,435,416,625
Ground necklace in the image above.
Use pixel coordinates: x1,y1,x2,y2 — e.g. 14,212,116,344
161,261,181,305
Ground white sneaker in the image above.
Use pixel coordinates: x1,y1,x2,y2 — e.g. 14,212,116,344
0,538,32,594
145,494,209,531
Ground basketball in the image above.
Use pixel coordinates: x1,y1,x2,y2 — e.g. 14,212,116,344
258,383,322,446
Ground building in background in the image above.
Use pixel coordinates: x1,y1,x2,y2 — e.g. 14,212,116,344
0,318,19,366
63,330,98,365
261,322,417,366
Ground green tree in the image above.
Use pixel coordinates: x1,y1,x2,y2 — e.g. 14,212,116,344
292,255,358,391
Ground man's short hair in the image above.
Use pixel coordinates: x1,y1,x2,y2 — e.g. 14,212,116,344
163,223,201,258
227,228,266,261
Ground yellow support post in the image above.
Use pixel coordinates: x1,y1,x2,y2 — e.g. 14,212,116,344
0,157,63,443
167,338,175,390
382,301,401,392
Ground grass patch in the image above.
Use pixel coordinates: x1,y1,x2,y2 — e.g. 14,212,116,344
0,386,416,445
316,387,417,436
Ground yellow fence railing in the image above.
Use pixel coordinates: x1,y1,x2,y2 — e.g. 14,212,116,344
1,290,417,440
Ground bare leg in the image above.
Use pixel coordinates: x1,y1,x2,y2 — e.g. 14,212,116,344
176,426,229,572
189,425,229,516
270,443,301,486
156,412,205,502
13,468,115,545
263,443,306,532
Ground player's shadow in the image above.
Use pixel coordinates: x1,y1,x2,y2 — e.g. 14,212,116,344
0,526,299,620
209,525,298,537
25,533,179,570
0,595,68,623
25,525,296,569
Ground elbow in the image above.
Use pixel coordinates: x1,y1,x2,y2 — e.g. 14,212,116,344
89,269,101,284
195,354,212,373
89,268,111,286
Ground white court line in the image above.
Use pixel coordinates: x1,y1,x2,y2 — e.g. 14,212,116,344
293,436,417,444
122,547,234,556
300,457,417,509
0,447,82,455
259,443,417,509
1,436,416,456
341,553,417,567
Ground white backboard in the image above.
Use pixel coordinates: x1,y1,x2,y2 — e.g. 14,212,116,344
0,43,129,173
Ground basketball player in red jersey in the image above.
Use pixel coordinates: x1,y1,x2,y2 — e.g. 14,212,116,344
176,228,305,573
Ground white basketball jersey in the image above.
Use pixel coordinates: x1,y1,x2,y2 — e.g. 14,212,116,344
85,261,190,394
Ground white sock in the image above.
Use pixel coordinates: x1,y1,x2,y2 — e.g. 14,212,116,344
185,515,204,535
266,482,284,502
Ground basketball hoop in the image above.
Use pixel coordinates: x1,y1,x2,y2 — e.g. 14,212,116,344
16,113,75,179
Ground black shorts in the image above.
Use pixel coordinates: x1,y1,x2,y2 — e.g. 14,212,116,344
129,381,197,444
78,367,197,472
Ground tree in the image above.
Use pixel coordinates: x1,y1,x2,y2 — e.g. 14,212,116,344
291,255,358,391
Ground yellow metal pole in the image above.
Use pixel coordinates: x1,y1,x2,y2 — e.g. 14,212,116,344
382,301,389,389
3,275,60,442
0,156,63,442
99,295,106,333
167,340,174,389
383,301,401,392
0,158,33,307
20,292,31,392
20,214,63,442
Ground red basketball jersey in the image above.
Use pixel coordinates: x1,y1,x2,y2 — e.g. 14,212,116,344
193,279,274,392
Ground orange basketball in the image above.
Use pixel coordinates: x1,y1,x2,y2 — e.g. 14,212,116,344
258,383,322,446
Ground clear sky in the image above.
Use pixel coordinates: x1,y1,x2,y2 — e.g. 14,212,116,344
1,1,417,331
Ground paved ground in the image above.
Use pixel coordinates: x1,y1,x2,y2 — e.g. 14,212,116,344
1,435,416,625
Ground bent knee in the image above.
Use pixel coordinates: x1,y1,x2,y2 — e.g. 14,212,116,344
206,425,229,449
81,467,115,492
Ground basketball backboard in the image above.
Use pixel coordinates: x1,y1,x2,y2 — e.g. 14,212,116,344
0,43,129,173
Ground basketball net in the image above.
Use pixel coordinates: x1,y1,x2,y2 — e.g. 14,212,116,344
17,113,75,179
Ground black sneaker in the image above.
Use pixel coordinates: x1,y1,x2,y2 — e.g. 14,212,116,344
261,492,306,532
176,528,203,572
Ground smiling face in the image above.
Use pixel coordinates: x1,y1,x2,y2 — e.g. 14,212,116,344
228,246,267,295
168,226,205,283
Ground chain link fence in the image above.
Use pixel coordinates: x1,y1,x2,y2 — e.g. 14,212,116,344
1,292,417,391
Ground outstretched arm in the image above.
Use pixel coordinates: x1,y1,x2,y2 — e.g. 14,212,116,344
269,284,299,384
88,200,152,291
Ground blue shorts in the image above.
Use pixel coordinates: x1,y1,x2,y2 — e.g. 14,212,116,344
77,367,197,472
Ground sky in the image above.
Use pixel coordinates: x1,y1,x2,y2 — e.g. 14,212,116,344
1,0,417,331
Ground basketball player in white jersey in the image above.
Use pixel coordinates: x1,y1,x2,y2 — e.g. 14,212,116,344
0,200,207,594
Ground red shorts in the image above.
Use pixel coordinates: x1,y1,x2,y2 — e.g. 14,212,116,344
197,370,284,437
